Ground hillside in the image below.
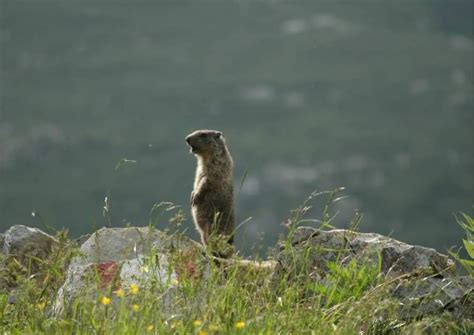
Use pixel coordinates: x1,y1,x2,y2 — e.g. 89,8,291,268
0,1,473,253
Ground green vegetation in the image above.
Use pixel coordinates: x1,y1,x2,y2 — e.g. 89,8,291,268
1,195,472,334
450,213,474,276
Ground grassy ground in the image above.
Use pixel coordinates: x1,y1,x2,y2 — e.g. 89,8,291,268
0,239,470,335
1,197,472,334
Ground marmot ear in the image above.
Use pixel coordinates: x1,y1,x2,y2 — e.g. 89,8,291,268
215,131,222,139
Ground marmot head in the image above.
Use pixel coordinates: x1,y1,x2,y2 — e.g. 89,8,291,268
185,129,225,157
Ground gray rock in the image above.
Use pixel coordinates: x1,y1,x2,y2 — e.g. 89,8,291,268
74,233,91,247
281,228,454,277
278,228,472,322
443,279,474,321
2,225,58,262
78,226,168,262
54,226,209,316
393,275,473,320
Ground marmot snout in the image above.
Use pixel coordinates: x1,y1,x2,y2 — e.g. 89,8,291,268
185,130,223,155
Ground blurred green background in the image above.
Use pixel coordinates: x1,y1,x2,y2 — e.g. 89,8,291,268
1,0,472,255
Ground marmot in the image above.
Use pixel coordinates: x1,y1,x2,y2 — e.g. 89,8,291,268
185,130,235,251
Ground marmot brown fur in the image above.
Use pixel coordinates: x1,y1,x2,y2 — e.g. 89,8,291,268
185,130,234,250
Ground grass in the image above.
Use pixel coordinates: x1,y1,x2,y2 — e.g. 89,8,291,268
0,191,472,334
449,213,474,276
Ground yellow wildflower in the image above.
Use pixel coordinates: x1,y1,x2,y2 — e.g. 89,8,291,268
198,331,208,335
132,304,140,311
115,288,125,298
235,321,245,330
36,302,46,311
100,296,111,306
129,283,139,295
193,320,202,327
141,265,150,273
146,324,154,332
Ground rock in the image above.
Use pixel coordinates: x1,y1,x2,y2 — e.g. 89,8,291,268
443,278,474,321
53,226,209,316
280,228,454,277
78,226,167,262
393,275,473,320
74,233,90,247
2,225,58,262
277,228,472,322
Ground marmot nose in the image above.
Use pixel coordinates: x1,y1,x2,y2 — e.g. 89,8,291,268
185,136,191,144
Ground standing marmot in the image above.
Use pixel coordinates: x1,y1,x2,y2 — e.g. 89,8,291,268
185,130,235,251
